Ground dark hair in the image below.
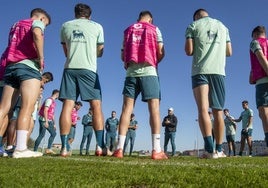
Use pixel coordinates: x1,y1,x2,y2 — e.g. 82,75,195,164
75,101,83,106
131,113,135,118
138,10,153,21
193,8,207,21
251,26,266,37
223,109,229,112
42,72,53,82
30,8,51,25
75,3,91,18
52,89,59,95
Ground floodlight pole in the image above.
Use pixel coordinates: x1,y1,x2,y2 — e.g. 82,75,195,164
195,119,199,157
42,135,46,153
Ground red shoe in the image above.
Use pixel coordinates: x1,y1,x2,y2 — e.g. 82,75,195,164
95,145,103,156
95,145,107,156
112,149,123,158
151,150,168,160
60,148,68,157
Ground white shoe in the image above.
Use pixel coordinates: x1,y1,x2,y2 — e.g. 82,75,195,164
0,146,8,157
45,149,56,155
13,149,43,158
106,148,113,156
215,151,226,158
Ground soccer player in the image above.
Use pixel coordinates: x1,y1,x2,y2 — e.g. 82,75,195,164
80,108,94,155
59,3,105,157
113,10,167,160
185,8,232,159
105,111,119,155
34,89,59,154
0,8,51,158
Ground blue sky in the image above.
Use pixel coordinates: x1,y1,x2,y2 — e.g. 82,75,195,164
0,0,267,152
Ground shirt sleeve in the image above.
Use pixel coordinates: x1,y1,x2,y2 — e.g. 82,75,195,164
226,27,231,43
44,98,52,107
32,20,45,34
249,109,254,117
60,24,66,44
185,23,194,39
97,23,104,45
156,27,163,43
250,40,262,53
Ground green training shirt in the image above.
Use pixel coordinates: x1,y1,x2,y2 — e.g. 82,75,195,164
61,18,104,73
185,17,231,76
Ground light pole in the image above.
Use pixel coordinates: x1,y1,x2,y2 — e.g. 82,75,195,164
195,119,199,157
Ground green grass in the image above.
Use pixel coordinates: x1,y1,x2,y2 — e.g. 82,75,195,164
0,154,268,187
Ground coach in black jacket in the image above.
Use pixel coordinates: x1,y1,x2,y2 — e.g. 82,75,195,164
162,107,178,156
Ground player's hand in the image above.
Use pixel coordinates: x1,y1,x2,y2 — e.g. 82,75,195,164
39,58,44,73
45,122,49,128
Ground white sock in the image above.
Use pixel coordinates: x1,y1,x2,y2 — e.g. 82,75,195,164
116,135,126,149
152,134,161,153
16,130,28,151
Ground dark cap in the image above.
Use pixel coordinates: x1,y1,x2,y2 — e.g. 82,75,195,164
242,100,248,104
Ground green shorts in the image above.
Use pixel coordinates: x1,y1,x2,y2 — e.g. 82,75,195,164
192,74,225,110
123,76,161,102
226,135,235,142
256,83,268,108
4,63,42,89
11,107,20,121
241,128,253,137
59,69,102,101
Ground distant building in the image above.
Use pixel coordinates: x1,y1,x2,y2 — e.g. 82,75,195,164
52,143,62,149
138,150,150,156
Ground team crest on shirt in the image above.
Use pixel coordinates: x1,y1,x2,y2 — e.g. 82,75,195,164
73,30,85,39
133,23,142,29
207,30,217,41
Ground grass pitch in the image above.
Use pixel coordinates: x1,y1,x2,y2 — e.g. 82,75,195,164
0,154,268,187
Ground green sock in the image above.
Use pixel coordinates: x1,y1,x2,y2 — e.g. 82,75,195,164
0,136,3,147
95,130,104,148
60,135,68,149
216,144,222,152
204,136,213,153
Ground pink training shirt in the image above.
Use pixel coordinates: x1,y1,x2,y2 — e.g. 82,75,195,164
71,108,78,126
0,19,40,80
6,19,38,63
39,97,56,121
250,37,268,82
123,21,158,68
